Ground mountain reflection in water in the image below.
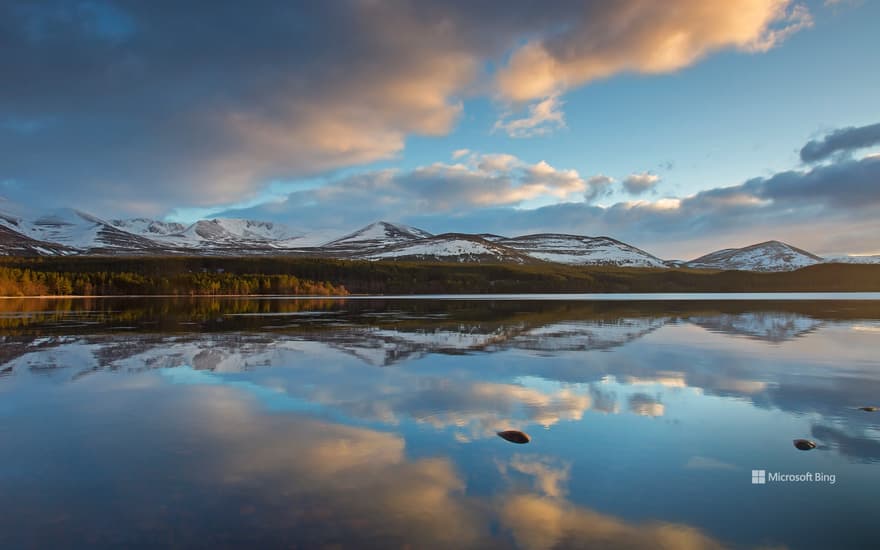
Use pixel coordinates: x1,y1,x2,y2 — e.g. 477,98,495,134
1,297,878,549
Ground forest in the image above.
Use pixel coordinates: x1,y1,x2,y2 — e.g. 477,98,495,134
0,262,348,296
1,256,879,296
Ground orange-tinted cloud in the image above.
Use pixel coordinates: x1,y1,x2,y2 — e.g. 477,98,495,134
496,1,811,102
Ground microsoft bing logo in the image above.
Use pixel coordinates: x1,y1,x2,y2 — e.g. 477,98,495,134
750,469,836,484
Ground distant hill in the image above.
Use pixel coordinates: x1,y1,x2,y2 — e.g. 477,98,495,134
1,207,876,272
499,234,667,268
684,241,822,272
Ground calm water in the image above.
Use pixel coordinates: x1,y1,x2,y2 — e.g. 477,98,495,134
1,296,879,549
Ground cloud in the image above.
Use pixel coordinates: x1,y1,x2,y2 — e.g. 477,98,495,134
628,393,665,417
496,1,811,101
217,152,593,228
494,94,565,138
1,1,814,214
3,368,743,548
521,161,587,199
394,380,592,438
744,154,880,207
622,172,661,195
0,1,483,213
585,175,615,202
799,122,880,163
494,1,812,133
811,424,880,463
115,386,492,547
395,153,880,257
498,455,572,498
170,386,732,549
498,494,726,550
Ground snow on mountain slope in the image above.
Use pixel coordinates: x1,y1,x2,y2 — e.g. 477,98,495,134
500,234,668,268
112,218,302,248
20,209,106,248
0,208,29,234
173,220,247,244
272,229,347,248
209,218,299,241
685,241,821,272
366,234,533,263
111,218,187,238
0,225,78,256
3,208,163,251
476,233,508,242
824,255,880,264
323,221,434,253
1,207,352,254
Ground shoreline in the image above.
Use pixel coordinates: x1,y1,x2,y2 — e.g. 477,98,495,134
3,292,880,301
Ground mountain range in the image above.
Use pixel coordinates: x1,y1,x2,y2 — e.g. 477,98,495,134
1,207,877,271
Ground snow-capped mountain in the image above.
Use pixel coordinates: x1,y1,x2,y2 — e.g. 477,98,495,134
366,234,533,263
112,218,302,247
685,241,822,272
0,206,868,271
113,217,345,250
1,208,165,252
323,221,434,254
0,206,344,256
499,234,667,268
178,218,299,242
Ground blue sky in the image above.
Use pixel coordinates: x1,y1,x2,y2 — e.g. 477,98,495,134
1,0,879,257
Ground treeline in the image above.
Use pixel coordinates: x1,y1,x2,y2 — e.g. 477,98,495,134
1,256,879,295
0,296,345,332
0,265,348,296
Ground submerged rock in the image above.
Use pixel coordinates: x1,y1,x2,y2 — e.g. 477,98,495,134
497,430,531,444
793,439,817,451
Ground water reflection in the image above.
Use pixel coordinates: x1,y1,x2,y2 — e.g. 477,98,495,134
686,311,822,341
3,300,878,425
0,380,739,549
1,297,879,548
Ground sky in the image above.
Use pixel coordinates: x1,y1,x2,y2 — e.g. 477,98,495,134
1,0,879,258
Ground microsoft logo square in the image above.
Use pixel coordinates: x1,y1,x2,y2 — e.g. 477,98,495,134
752,470,766,484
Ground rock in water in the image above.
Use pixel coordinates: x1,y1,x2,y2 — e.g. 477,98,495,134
497,430,531,444
793,439,816,451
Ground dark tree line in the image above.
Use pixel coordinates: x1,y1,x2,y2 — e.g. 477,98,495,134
1,256,878,296
0,265,348,296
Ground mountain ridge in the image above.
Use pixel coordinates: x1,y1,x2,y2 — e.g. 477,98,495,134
1,208,876,271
